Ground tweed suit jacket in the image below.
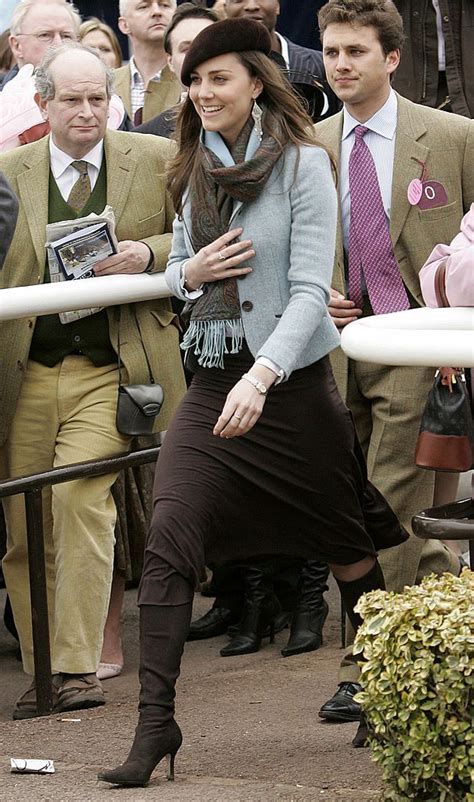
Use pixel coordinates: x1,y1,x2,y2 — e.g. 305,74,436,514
315,93,474,396
0,130,186,445
113,64,181,124
166,141,340,379
0,171,18,269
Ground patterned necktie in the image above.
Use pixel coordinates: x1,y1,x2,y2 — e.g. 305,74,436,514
348,125,410,314
67,160,91,213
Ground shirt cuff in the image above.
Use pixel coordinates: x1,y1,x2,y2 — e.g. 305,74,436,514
180,260,204,299
255,356,285,384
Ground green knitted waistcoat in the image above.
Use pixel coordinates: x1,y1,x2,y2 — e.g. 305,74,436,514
29,160,116,367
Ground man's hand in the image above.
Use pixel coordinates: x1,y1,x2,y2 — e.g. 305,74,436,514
328,288,362,329
94,240,152,275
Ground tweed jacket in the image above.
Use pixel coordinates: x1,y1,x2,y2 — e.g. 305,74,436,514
0,171,18,269
166,141,340,379
113,63,181,124
0,130,186,445
315,93,474,394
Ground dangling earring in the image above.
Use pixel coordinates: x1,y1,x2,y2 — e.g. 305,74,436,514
251,99,263,142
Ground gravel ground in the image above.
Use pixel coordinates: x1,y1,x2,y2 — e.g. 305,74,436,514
0,578,384,801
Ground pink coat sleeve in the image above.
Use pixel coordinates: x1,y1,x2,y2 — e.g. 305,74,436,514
419,203,474,307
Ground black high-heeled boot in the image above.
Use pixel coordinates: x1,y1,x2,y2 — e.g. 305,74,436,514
281,561,329,657
335,560,385,748
220,561,280,657
98,601,192,787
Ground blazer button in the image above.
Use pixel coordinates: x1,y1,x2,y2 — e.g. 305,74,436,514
241,300,253,312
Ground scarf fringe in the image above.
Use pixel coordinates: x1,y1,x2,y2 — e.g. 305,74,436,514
181,319,244,369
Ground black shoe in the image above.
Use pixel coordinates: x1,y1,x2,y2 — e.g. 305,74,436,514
281,561,329,657
187,606,237,641
220,561,279,657
318,681,362,722
227,609,291,638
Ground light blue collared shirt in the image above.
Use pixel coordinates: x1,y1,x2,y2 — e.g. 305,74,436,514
340,88,398,253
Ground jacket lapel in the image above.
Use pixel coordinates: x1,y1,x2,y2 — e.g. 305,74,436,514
17,136,50,269
104,131,137,228
390,94,429,248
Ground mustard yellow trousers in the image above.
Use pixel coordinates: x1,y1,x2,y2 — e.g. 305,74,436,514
1,357,131,675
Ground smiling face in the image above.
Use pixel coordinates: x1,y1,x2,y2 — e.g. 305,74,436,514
225,0,280,33
36,50,109,159
322,23,399,121
167,17,215,85
189,53,262,147
119,0,176,46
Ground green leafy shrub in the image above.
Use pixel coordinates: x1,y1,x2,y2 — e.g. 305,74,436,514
354,570,474,802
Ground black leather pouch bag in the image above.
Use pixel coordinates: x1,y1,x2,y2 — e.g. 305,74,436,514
116,383,164,436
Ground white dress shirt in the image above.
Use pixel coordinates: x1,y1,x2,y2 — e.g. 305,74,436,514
432,0,446,71
49,137,104,201
340,88,398,253
274,31,290,69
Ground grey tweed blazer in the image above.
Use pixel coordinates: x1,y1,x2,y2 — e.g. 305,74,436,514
166,141,339,379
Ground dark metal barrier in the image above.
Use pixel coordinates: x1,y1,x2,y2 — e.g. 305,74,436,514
0,447,160,716
412,496,474,569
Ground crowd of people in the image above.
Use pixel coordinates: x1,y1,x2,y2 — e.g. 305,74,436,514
0,0,472,789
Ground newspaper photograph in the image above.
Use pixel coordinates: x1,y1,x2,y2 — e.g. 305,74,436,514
45,206,118,324
52,222,116,280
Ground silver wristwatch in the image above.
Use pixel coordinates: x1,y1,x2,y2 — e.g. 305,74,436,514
241,372,267,395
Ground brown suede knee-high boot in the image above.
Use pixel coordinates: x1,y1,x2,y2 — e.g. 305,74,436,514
98,601,192,787
335,559,385,748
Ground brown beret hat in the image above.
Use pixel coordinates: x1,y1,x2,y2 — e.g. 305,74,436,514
181,18,272,88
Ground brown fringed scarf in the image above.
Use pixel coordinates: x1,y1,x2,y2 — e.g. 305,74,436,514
181,116,281,368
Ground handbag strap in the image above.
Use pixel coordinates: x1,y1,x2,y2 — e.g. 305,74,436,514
434,260,449,308
117,306,156,387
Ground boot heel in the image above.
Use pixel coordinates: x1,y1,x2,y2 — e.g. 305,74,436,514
166,751,177,781
269,619,275,644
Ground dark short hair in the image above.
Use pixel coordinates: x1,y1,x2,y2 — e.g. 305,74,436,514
163,2,219,56
318,0,404,55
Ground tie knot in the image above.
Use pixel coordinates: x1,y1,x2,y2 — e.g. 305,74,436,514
71,160,88,175
354,125,369,143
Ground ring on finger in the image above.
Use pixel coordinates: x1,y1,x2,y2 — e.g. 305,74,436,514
217,250,226,262
233,414,242,421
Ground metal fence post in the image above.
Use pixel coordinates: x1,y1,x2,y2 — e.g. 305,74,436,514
24,488,53,715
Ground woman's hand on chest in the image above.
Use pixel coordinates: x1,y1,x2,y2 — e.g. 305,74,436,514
184,227,254,290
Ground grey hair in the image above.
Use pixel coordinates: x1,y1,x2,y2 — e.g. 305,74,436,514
10,0,81,37
35,43,115,100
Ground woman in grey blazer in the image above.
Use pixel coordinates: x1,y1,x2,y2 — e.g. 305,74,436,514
99,19,406,787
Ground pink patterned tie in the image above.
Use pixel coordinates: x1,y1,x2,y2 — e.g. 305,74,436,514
348,125,410,314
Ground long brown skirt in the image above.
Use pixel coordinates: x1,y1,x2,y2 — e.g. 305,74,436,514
140,346,403,605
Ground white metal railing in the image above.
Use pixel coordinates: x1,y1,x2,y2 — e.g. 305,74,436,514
1,278,473,367
0,274,171,321
341,307,474,367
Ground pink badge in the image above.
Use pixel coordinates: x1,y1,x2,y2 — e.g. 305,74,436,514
407,178,423,205
417,180,449,210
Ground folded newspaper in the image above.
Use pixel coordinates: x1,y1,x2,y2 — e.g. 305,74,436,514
45,206,118,324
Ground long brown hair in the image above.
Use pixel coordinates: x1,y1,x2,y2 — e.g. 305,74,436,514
168,51,331,215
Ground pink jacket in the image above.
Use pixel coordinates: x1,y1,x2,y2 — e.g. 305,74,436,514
420,203,474,308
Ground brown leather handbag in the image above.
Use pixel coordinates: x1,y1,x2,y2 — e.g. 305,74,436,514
415,370,473,472
415,259,473,472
